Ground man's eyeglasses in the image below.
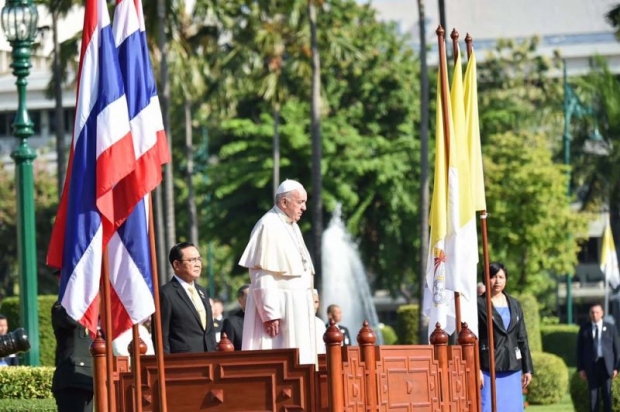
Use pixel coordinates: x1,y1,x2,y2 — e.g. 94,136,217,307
180,257,202,264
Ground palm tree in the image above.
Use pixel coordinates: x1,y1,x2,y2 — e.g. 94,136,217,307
605,4,620,40
44,0,79,197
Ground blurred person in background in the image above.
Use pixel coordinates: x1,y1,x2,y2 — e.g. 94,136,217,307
222,285,249,350
577,303,619,412
212,298,225,342
326,304,351,346
0,314,19,366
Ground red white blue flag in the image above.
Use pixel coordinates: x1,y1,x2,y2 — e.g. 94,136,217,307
47,0,169,338
107,0,169,337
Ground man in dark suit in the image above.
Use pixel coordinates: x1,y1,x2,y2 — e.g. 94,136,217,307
577,303,620,412
51,301,94,412
160,242,217,353
222,284,249,350
326,304,352,346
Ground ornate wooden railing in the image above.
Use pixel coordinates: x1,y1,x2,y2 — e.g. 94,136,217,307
96,322,480,411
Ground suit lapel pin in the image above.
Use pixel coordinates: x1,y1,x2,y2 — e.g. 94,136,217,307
198,290,205,299
603,326,607,332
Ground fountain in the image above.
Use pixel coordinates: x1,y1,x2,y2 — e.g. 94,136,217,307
321,204,384,345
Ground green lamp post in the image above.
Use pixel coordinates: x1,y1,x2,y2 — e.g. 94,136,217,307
562,59,610,325
1,0,40,365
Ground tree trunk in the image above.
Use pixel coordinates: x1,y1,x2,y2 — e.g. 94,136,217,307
273,106,280,198
417,0,430,344
308,0,323,289
52,13,66,198
185,98,198,246
158,0,176,276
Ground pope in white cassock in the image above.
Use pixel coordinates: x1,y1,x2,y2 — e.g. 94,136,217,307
239,179,318,365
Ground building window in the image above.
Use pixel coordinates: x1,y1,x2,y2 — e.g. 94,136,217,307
49,108,75,134
0,112,11,137
577,237,599,264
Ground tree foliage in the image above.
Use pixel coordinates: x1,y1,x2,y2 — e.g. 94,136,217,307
0,168,59,299
28,2,602,316
476,38,589,311
201,0,420,295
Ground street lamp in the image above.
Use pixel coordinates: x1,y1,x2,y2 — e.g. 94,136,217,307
562,59,611,325
1,0,40,365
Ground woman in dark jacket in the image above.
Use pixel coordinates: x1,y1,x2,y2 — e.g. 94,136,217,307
478,262,533,412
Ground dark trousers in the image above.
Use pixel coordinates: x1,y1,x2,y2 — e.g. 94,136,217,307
54,388,94,412
589,359,612,412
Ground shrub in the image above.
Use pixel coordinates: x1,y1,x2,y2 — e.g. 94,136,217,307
570,369,620,411
380,324,398,345
0,366,54,399
513,292,542,352
541,324,579,367
0,295,57,366
396,304,419,344
527,352,568,404
0,399,56,411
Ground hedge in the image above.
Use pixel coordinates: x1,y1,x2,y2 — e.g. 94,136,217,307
541,324,579,368
512,292,542,353
0,295,57,366
570,369,620,411
396,304,419,344
527,352,568,405
380,324,398,345
0,366,53,399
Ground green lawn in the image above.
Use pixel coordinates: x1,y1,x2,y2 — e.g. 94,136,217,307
527,393,573,411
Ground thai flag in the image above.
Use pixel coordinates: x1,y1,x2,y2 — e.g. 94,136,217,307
107,0,170,337
47,0,169,338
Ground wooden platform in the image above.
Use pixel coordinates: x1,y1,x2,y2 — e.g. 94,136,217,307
97,322,481,411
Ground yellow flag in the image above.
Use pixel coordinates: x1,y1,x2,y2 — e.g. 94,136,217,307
425,47,450,336
463,51,486,211
447,51,478,336
601,215,620,288
450,51,475,232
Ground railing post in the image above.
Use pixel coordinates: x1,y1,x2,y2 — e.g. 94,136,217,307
216,332,235,352
458,322,480,412
91,330,108,412
430,323,450,412
357,321,377,410
325,320,344,412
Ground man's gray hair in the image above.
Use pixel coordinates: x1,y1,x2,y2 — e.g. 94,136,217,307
275,192,287,204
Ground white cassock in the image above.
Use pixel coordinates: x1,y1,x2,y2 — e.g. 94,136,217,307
239,206,317,365
315,317,326,355
112,324,155,356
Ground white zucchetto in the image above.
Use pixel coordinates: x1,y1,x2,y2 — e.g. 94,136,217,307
276,179,303,195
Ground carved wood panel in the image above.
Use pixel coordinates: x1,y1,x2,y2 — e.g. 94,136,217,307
341,347,367,411
375,346,441,412
447,346,469,412
117,349,318,411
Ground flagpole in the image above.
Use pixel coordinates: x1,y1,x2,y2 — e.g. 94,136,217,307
450,28,463,335
436,26,453,348
149,194,169,412
131,324,144,412
102,249,118,412
466,33,497,412
436,26,451,198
